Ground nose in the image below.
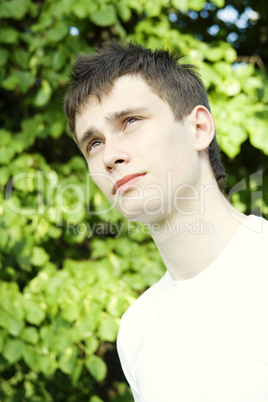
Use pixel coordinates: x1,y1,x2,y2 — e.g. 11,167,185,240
103,139,131,172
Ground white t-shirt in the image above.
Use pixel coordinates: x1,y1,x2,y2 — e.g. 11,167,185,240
117,215,268,401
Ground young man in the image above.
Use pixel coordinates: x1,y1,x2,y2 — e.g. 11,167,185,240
64,41,268,401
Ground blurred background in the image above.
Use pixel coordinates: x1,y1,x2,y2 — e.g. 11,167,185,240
0,0,267,400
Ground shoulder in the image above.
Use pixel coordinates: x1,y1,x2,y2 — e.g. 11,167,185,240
117,272,170,354
238,215,268,251
120,271,169,329
232,214,268,287
117,272,170,392
242,214,268,233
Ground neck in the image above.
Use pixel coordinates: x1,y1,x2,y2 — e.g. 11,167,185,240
147,184,246,281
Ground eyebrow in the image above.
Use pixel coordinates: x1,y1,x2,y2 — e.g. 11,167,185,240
77,126,97,152
77,106,150,151
104,107,150,123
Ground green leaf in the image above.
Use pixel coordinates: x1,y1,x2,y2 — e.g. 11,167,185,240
188,0,205,11
206,47,224,62
7,319,24,337
6,296,25,322
116,1,131,22
48,225,62,239
241,76,262,94
21,115,45,140
74,317,97,338
40,325,73,352
31,14,53,33
39,353,57,375
123,272,146,291
85,337,99,354
47,23,68,42
34,80,52,107
98,316,118,342
125,0,143,13
0,129,11,146
221,78,241,96
171,0,189,12
234,63,255,79
53,330,74,352
2,74,20,91
85,355,107,382
145,0,163,17
0,0,28,19
0,48,9,66
212,0,224,7
30,246,50,266
72,0,98,19
214,67,233,86
107,295,128,316
17,71,35,93
0,309,10,330
89,396,104,402
35,218,50,239
52,49,67,72
249,121,268,154
0,225,9,245
50,121,64,138
3,339,25,363
230,193,247,213
229,125,247,146
24,299,46,325
2,70,35,93
20,326,39,345
224,47,237,63
59,345,78,374
71,359,84,386
90,5,117,27
0,304,24,336
114,19,127,38
61,298,80,322
219,135,240,159
0,27,19,44
12,49,29,69
23,345,39,371
72,4,88,19
0,329,8,353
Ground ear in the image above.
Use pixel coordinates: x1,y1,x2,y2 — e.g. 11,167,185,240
189,105,215,152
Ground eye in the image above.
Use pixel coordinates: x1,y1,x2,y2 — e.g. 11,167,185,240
87,139,102,154
125,117,139,127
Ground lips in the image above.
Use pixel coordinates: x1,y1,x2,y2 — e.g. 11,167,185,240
113,173,146,194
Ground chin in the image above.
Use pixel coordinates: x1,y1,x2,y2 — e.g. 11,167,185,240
116,192,170,221
115,201,144,221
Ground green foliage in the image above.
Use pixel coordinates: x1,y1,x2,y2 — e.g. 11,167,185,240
0,0,268,400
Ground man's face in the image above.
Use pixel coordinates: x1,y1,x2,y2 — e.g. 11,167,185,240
75,75,201,223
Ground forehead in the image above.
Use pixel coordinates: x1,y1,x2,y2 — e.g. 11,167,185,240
82,75,158,111
75,75,166,138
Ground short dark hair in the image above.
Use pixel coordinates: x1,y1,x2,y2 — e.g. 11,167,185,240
64,40,226,191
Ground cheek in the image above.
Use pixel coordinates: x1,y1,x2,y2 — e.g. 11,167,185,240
92,175,113,194
88,163,113,197
163,145,200,188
